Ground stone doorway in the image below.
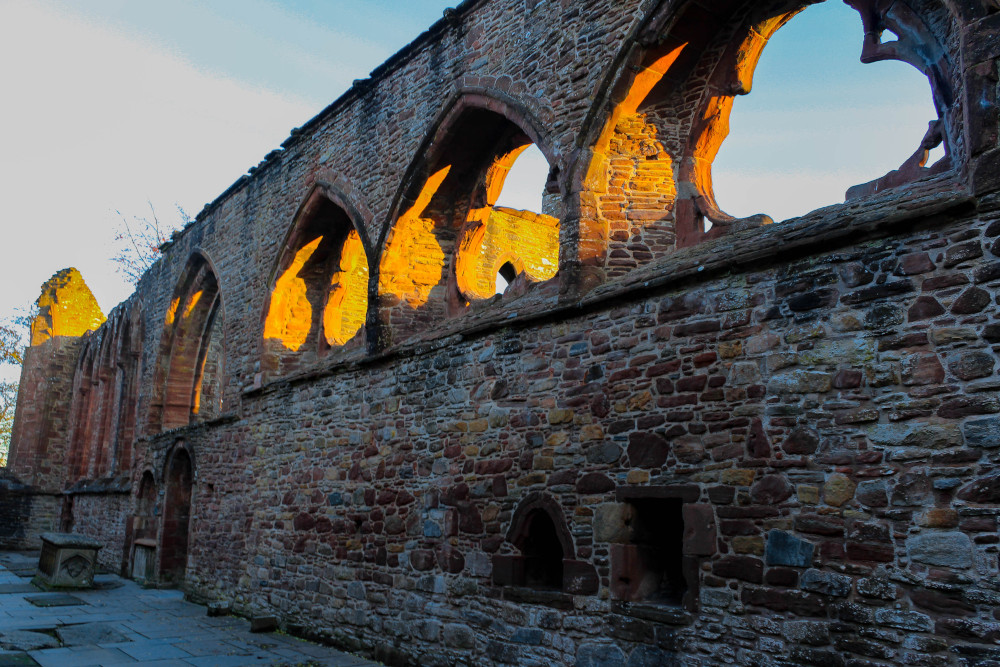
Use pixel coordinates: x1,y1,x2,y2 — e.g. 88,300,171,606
159,448,192,586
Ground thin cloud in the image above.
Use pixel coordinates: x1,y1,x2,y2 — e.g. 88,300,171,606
0,0,316,316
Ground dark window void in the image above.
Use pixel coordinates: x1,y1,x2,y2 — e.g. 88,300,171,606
520,509,564,589
615,498,687,606
712,1,943,222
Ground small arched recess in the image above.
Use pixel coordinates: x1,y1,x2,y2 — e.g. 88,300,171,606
492,492,599,596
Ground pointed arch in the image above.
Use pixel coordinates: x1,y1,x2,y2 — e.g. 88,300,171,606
109,301,144,474
148,252,226,432
261,182,374,378
492,491,598,594
67,342,99,481
573,0,964,282
376,90,563,346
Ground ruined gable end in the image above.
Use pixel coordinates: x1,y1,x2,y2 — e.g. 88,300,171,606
29,268,105,346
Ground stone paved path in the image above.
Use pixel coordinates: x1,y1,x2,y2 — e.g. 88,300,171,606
0,552,380,667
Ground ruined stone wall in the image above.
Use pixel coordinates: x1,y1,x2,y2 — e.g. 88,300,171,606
0,471,59,550
9,338,87,490
8,0,1000,665
69,491,132,573
126,189,1000,666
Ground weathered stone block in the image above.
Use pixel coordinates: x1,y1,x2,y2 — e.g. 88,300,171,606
907,532,973,568
682,504,716,556
751,475,793,504
577,643,627,667
765,530,814,568
594,503,633,544
800,569,851,597
963,417,1000,447
822,474,855,507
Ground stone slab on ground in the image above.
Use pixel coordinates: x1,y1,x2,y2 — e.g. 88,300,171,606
168,639,249,658
0,554,39,567
0,586,38,595
115,641,193,662
55,622,131,646
28,646,133,666
23,595,85,608
0,632,59,652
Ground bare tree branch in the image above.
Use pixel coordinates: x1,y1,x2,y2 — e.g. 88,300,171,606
111,200,187,285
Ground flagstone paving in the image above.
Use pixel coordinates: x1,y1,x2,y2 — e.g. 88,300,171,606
0,552,379,667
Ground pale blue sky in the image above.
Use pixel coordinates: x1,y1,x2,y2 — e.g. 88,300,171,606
66,0,455,109
0,0,938,341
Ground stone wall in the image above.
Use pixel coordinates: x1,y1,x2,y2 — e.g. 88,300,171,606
0,470,59,550
8,0,1000,664
129,191,1000,666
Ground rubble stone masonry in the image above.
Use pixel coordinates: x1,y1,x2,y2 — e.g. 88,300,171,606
7,0,1000,664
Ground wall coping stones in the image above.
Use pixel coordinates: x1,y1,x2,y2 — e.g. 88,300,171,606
245,176,975,397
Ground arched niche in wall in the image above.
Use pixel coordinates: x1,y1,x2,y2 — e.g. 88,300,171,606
125,469,158,580
69,301,144,481
67,346,98,481
261,186,371,378
159,444,193,586
492,492,598,596
109,303,144,475
576,0,962,278
377,93,562,345
148,253,225,432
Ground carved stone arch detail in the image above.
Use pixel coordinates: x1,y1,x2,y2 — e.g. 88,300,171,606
67,340,99,480
266,180,375,291
108,300,144,475
575,0,966,279
312,173,377,252
148,250,226,433
133,469,159,534
492,491,599,595
260,182,373,378
378,88,561,251
163,440,196,479
376,89,563,346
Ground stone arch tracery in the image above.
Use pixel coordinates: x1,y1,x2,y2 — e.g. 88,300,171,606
149,252,225,432
111,305,143,473
67,346,98,481
261,184,372,378
573,0,964,281
377,92,562,345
